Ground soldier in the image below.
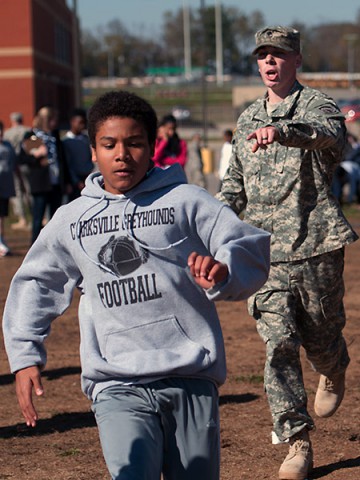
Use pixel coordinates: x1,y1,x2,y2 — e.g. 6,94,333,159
217,26,358,480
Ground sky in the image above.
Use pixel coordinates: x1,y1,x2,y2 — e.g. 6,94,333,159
69,0,360,36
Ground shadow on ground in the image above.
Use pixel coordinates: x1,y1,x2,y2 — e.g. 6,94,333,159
0,411,96,438
311,456,360,478
219,393,259,405
0,366,81,386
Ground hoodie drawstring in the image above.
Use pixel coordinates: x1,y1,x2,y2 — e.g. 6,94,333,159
76,190,189,275
122,197,189,251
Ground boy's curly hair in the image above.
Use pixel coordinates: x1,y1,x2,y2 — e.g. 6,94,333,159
88,90,158,147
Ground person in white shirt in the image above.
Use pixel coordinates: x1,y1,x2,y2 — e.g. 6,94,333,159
217,129,233,190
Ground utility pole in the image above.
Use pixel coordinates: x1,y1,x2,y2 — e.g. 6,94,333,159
72,0,82,106
215,0,223,86
200,0,208,146
183,0,192,80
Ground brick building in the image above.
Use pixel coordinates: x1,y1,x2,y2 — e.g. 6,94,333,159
0,0,80,128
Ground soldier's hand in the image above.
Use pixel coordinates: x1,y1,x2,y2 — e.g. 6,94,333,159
247,126,280,152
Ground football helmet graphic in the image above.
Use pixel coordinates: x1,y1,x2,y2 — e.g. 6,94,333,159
98,235,148,276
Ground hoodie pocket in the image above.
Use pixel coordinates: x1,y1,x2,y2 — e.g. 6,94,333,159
103,316,211,377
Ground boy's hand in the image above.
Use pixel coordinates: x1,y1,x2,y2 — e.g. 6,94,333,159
15,366,44,427
188,252,229,289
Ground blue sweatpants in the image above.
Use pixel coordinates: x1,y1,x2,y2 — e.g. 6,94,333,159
91,378,220,480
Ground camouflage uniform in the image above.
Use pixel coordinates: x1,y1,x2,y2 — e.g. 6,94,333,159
217,80,358,442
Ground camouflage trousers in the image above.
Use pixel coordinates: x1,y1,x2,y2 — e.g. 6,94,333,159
248,248,350,442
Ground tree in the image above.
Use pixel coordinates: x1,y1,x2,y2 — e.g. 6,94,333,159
191,6,241,73
161,9,186,67
79,9,360,78
231,9,265,74
81,29,105,77
81,19,167,77
304,23,360,73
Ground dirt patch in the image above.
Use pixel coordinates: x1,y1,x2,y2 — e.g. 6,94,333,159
1,217,360,479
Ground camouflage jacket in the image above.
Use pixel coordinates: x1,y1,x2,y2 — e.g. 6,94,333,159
217,81,358,262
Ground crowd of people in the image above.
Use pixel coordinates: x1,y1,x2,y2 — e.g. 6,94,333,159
0,107,94,254
1,24,358,480
0,106,231,257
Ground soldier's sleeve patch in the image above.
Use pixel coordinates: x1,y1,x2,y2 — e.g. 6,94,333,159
310,98,343,117
318,105,340,114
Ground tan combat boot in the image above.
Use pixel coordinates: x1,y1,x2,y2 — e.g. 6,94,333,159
314,372,345,418
278,429,313,480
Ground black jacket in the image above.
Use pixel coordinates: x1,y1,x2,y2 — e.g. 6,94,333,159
19,130,70,194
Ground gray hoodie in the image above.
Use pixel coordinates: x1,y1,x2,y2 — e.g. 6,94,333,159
3,164,270,400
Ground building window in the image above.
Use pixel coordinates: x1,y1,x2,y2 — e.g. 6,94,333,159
55,22,71,65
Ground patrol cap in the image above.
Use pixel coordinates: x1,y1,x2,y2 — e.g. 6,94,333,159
252,26,301,55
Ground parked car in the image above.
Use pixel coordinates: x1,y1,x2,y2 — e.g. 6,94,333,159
171,106,191,121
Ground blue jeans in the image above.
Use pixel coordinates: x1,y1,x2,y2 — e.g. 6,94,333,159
91,378,220,480
31,186,62,243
